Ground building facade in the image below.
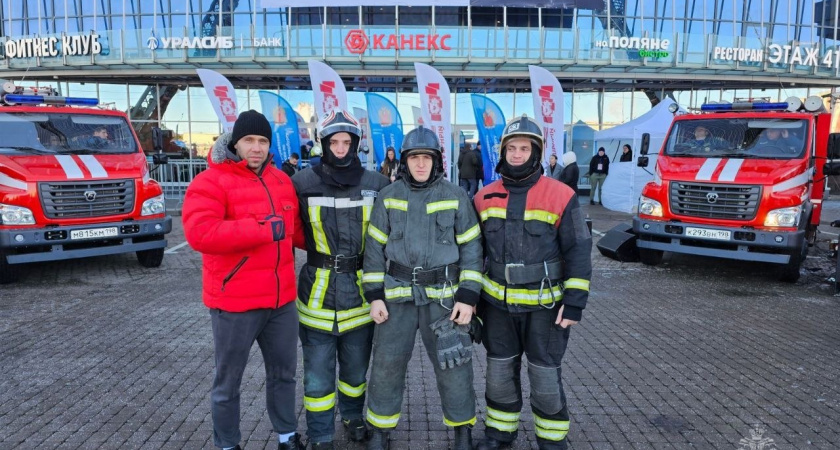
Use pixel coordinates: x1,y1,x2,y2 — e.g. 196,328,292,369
1,1,839,158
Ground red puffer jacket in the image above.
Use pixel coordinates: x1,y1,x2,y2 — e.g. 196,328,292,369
183,134,304,312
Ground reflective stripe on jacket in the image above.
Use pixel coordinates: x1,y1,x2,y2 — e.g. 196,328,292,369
474,176,592,316
363,176,483,307
293,168,390,334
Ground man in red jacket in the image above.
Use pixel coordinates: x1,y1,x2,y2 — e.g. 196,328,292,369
183,110,305,450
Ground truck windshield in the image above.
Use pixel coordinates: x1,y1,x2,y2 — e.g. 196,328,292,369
0,113,137,155
665,118,808,159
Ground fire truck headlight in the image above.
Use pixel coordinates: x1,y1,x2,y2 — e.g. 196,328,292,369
639,196,663,217
764,206,802,227
0,204,35,225
141,194,166,216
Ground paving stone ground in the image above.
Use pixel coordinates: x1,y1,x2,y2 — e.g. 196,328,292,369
1,197,839,449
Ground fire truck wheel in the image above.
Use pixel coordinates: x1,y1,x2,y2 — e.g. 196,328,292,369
777,239,808,283
137,248,165,268
639,248,664,266
0,251,18,284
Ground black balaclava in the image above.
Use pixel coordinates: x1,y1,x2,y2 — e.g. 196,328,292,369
316,131,365,187
497,138,544,182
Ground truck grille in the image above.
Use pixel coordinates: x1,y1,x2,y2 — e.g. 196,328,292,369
669,182,761,220
39,180,135,219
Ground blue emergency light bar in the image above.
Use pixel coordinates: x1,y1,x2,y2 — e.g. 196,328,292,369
700,102,789,112
2,94,99,106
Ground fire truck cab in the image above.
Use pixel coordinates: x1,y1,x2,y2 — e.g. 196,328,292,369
0,81,172,283
633,98,837,282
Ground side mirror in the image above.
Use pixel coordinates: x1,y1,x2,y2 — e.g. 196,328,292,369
152,127,164,152
640,133,651,155
824,162,840,176
828,133,840,159
637,156,649,168
152,153,169,165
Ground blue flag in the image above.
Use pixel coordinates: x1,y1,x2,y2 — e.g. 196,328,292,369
259,91,300,168
365,93,404,166
471,94,505,184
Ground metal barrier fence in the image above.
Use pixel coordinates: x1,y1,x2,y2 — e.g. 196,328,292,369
146,157,208,207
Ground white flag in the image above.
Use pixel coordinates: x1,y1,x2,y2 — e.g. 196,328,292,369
308,60,348,121
414,62,452,179
528,65,565,168
196,69,239,132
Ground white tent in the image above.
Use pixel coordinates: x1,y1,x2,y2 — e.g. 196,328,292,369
593,98,683,213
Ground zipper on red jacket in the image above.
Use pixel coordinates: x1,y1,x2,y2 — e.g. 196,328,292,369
256,171,282,308
221,256,249,292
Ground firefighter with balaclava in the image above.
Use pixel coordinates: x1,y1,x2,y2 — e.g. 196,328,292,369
473,115,592,450
291,109,390,450
362,126,484,450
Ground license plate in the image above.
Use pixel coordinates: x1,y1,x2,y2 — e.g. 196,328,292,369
70,227,119,240
685,226,731,241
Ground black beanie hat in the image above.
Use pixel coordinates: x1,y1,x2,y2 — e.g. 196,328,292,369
230,110,272,147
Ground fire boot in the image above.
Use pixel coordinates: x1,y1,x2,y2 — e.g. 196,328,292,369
343,418,368,442
452,425,472,450
473,437,509,450
366,428,390,450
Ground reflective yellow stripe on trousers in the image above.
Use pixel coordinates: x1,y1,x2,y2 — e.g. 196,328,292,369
366,408,400,429
534,414,569,441
485,407,519,432
304,392,336,412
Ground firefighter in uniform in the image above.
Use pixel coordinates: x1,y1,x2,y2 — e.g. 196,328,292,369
362,126,484,450
292,110,390,449
473,115,592,450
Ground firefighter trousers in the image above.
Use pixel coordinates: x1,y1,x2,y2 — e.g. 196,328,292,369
479,304,571,449
366,301,476,430
299,324,374,443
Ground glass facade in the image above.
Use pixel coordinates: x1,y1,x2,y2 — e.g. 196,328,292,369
0,1,837,156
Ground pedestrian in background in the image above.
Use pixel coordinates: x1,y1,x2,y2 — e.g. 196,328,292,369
559,151,579,195
292,110,390,449
362,126,484,450
545,154,562,181
458,143,482,199
379,146,399,182
281,152,299,177
619,144,633,162
588,147,609,205
182,110,306,450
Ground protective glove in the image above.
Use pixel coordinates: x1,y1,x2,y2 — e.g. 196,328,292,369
429,315,472,370
468,316,483,345
263,215,285,241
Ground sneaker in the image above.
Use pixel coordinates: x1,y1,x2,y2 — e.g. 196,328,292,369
311,441,334,450
343,418,368,442
278,433,304,450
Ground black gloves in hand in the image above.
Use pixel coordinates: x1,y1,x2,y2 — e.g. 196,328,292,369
429,315,472,370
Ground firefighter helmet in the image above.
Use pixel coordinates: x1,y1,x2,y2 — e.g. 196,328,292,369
400,126,444,188
317,109,361,168
497,114,544,178
500,114,544,157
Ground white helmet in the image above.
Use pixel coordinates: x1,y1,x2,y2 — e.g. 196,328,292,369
310,144,322,157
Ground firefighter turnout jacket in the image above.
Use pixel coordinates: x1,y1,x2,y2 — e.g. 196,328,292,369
292,168,390,334
474,176,592,319
362,176,483,307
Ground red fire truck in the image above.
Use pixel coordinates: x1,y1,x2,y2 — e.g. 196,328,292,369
634,98,838,282
0,82,172,283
